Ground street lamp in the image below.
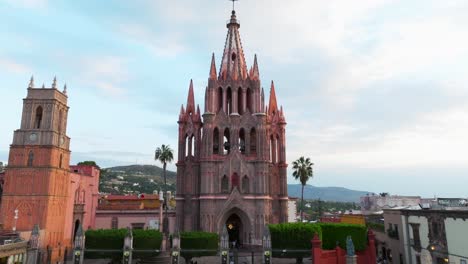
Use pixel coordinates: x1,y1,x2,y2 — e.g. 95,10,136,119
13,209,19,232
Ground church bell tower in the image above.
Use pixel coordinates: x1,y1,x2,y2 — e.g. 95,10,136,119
176,8,288,245
0,77,71,257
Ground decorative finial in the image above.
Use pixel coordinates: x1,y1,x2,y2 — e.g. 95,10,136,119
63,83,67,94
42,83,45,89
52,76,57,89
29,75,34,88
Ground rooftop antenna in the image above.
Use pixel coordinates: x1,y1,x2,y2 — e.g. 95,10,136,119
229,0,238,11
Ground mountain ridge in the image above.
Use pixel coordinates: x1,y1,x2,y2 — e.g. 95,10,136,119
101,165,366,202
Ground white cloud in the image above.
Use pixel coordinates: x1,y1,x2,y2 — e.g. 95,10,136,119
119,23,186,57
293,102,468,169
78,56,129,97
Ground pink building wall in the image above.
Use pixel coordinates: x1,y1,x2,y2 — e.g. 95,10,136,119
95,210,176,232
63,165,100,242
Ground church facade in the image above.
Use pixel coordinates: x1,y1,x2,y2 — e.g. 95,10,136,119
176,10,288,245
0,78,100,262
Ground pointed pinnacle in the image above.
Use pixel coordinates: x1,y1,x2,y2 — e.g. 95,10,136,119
251,54,259,79
63,83,67,94
210,53,217,80
42,83,45,89
268,81,278,115
29,75,34,88
179,104,185,116
186,79,195,113
52,76,57,88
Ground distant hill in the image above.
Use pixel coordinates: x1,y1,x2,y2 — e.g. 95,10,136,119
287,184,368,202
106,164,176,183
99,164,176,194
101,165,367,202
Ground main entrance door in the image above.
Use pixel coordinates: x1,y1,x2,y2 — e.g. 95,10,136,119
226,214,242,248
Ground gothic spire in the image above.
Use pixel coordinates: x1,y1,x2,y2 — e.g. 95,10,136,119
63,83,67,95
268,81,278,115
250,54,260,80
28,75,34,88
209,53,217,80
186,79,195,114
219,10,248,80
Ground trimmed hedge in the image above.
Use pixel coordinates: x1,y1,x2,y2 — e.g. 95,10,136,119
133,229,163,258
84,229,162,260
180,231,218,263
85,229,126,260
318,223,368,251
268,222,368,257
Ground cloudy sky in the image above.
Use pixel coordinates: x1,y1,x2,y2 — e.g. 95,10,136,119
1,0,467,197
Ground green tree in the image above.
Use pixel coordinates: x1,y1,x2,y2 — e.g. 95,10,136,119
77,160,99,168
292,156,314,222
154,144,174,234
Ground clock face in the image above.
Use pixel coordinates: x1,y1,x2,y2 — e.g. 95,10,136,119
59,136,65,146
29,133,37,142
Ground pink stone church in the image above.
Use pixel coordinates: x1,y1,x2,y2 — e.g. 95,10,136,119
176,10,288,245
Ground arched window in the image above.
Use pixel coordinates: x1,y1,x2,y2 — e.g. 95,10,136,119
250,128,257,155
276,134,281,163
238,88,243,115
213,127,220,154
185,134,189,157
221,175,229,193
35,106,43,129
247,88,252,113
218,87,223,112
223,128,230,155
27,151,34,167
190,135,195,157
59,153,63,169
231,173,240,189
239,128,245,154
227,87,232,114
242,176,250,193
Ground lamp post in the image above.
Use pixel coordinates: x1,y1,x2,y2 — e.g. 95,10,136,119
171,231,180,264
72,224,85,264
262,226,271,264
13,209,19,232
220,226,229,264
122,227,133,264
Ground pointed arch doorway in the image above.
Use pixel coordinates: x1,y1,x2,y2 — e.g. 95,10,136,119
226,214,242,247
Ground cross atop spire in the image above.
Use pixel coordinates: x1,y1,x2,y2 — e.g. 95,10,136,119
229,0,238,11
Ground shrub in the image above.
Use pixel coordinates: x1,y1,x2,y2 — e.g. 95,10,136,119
85,229,126,260
84,229,163,260
133,229,163,258
269,222,369,257
180,231,218,263
318,223,368,251
269,223,321,259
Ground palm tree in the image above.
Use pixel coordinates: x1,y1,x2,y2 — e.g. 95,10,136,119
292,156,314,222
155,144,174,234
